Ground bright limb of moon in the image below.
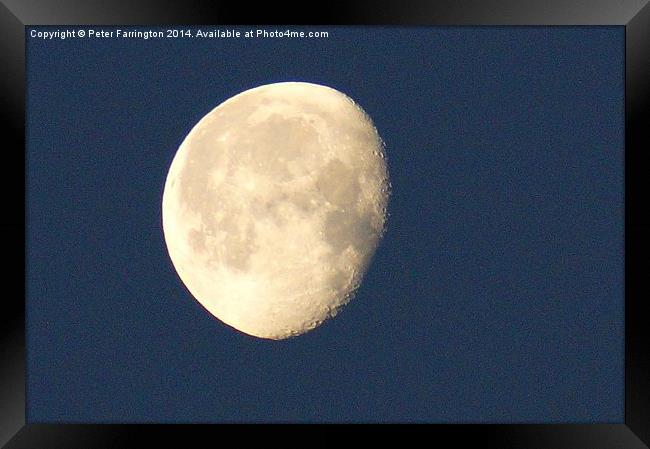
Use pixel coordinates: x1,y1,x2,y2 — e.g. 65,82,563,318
162,82,389,340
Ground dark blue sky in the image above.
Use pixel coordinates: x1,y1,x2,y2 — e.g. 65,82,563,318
26,26,624,423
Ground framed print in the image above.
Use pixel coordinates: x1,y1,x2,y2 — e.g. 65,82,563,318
2,0,649,447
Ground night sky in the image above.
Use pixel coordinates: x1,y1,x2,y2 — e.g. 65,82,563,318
26,26,624,423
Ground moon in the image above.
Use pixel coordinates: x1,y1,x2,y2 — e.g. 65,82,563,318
162,82,389,340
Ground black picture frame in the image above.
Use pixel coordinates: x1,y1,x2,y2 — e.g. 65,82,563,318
2,1,648,447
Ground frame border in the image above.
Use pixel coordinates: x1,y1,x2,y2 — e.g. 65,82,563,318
2,1,648,447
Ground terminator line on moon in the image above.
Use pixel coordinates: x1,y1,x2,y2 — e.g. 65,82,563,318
162,82,390,339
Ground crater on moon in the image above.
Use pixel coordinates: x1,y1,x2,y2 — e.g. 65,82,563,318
162,82,390,339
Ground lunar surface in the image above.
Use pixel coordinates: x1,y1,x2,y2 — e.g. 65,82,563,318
162,82,389,339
